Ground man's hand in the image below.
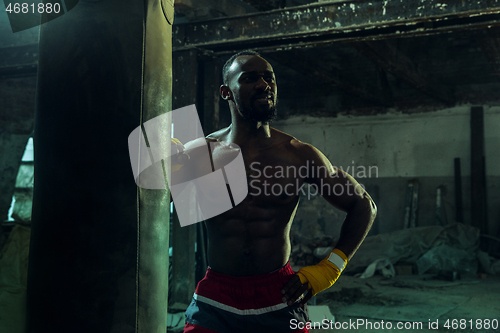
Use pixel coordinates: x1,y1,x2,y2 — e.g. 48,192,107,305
281,275,313,307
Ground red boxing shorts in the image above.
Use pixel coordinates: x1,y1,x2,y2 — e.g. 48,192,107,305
184,263,309,333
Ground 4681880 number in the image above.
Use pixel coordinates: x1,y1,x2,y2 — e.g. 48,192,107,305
444,319,498,330
5,2,61,14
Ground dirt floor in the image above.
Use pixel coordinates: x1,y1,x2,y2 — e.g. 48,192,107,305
306,273,500,333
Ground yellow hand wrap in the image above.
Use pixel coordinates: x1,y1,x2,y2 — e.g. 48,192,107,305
297,248,348,296
171,138,184,171
172,164,183,172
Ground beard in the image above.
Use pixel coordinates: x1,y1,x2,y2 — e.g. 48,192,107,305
235,95,278,123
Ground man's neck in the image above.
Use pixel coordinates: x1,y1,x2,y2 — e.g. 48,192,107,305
228,110,272,147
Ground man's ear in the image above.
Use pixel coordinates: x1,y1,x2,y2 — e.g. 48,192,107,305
220,85,232,101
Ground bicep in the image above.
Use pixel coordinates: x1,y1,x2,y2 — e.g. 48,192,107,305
303,145,365,213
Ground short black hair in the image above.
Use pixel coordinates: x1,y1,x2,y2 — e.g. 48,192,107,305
222,50,261,85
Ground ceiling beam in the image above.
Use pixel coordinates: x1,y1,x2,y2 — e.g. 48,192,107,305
174,0,252,21
3,1,500,77
352,40,454,105
239,0,286,11
172,0,500,53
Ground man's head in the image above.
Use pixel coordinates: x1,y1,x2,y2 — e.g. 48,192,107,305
220,50,278,123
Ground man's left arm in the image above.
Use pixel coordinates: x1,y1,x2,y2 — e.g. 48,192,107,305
281,143,377,306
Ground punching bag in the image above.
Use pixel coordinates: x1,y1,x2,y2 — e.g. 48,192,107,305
26,0,174,332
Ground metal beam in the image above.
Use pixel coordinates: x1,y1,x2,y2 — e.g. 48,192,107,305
240,0,285,11
173,0,500,53
174,0,251,21
470,106,488,236
352,40,454,105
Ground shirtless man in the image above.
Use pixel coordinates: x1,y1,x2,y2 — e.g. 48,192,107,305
177,50,377,333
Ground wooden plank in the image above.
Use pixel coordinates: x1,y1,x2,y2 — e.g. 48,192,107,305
174,0,251,21
172,0,500,52
435,186,447,226
483,156,489,235
454,158,464,223
240,0,285,11
403,181,414,229
410,180,419,228
470,106,486,233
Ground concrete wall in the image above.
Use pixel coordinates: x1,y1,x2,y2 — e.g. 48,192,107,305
273,106,500,242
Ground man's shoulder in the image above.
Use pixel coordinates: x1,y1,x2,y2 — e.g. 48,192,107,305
270,128,333,175
206,127,230,142
270,127,316,154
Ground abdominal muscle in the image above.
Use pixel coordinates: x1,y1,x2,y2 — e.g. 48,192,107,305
203,129,304,276
205,197,299,276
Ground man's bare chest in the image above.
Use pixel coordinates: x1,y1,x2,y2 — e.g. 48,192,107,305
241,150,307,202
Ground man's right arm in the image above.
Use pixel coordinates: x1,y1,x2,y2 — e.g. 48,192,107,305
168,137,215,202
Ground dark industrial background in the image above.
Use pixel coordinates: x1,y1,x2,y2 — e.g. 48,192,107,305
1,1,500,332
